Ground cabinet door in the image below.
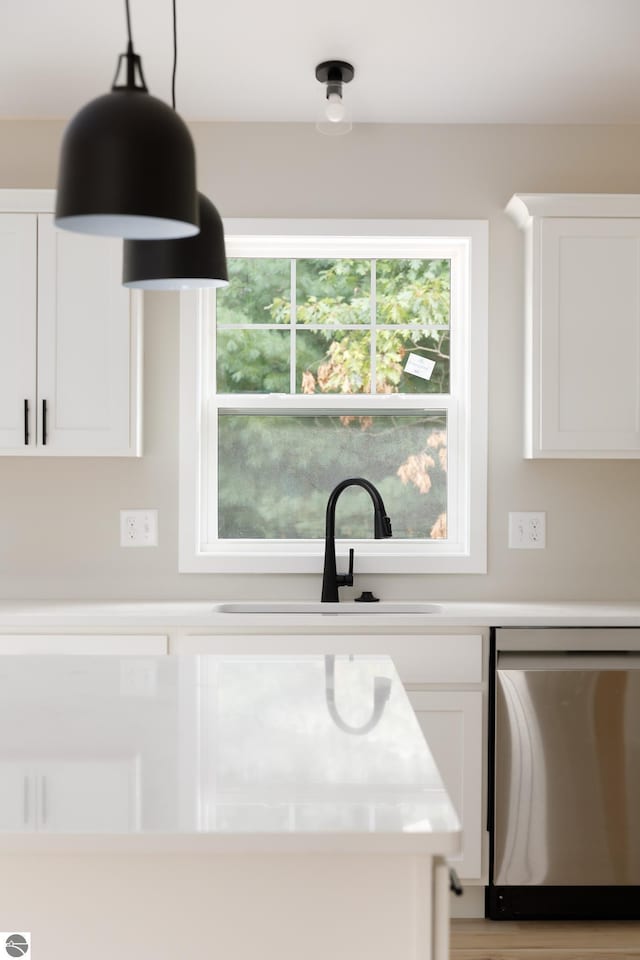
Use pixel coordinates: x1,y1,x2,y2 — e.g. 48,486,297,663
36,760,138,832
536,217,640,457
0,763,34,831
409,690,484,880
0,215,37,451
36,215,142,455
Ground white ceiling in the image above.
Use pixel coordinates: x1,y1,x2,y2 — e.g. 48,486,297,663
3,0,640,123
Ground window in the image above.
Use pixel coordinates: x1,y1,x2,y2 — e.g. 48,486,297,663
180,220,487,574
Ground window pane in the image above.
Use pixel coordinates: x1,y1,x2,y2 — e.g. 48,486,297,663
376,259,450,327
217,413,447,539
217,259,291,325
297,330,372,395
377,330,450,394
296,259,370,325
216,330,290,393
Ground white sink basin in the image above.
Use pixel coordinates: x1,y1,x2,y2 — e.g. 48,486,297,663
213,602,441,615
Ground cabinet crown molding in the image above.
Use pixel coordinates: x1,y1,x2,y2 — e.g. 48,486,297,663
506,193,640,229
0,189,55,213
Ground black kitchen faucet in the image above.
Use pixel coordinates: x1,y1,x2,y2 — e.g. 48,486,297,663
321,477,392,603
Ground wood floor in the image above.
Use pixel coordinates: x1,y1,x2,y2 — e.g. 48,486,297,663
451,920,640,960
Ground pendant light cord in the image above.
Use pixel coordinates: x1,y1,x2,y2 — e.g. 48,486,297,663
123,0,177,105
124,0,134,50
171,0,178,109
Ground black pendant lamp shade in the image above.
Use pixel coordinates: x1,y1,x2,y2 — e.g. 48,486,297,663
122,192,228,289
55,49,199,239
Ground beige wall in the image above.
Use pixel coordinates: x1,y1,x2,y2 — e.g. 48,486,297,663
1,119,640,601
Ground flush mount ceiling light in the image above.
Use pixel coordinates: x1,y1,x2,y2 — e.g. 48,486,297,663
55,0,198,239
122,0,228,289
315,60,355,136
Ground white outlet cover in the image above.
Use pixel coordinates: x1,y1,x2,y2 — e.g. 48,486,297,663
120,509,158,547
508,511,546,550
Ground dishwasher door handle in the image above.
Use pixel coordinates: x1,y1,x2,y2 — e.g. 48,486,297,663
498,652,640,671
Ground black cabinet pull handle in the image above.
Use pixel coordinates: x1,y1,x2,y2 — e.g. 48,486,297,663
42,399,47,446
23,399,29,445
449,867,463,896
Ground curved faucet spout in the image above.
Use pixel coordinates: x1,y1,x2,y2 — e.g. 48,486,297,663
321,477,392,603
324,655,392,735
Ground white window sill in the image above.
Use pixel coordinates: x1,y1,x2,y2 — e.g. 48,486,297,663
178,544,487,575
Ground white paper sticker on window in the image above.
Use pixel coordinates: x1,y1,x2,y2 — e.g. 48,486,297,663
404,353,435,381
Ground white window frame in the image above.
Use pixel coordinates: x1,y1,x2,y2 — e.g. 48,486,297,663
179,219,487,574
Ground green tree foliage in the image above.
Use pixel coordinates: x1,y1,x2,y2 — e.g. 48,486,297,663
218,414,448,540
215,258,451,540
272,258,450,394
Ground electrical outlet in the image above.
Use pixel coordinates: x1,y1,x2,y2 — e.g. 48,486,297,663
508,511,546,549
120,509,158,547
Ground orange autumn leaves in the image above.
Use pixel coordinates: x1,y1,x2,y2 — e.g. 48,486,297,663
303,357,447,540
300,343,400,396
397,430,447,539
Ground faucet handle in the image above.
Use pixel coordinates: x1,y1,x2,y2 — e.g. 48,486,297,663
337,547,354,588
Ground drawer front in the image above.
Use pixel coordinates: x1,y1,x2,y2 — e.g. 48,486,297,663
0,634,168,655
171,633,483,685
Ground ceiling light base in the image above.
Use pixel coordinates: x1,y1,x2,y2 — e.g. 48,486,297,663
315,61,355,85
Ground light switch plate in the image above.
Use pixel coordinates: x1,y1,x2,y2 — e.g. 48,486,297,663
120,509,158,547
508,511,546,549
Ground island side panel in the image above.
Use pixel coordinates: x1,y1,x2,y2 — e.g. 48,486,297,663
0,852,441,960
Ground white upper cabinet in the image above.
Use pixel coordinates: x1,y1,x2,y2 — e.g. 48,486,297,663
0,191,142,456
0,215,37,449
37,216,141,454
508,194,640,458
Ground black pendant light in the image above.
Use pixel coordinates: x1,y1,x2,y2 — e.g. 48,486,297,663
122,0,228,288
55,0,199,239
123,192,228,288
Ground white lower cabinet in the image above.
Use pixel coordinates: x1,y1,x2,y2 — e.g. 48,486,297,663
0,760,138,832
409,690,484,880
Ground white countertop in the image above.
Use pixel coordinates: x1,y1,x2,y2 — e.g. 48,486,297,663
1,599,640,628
0,653,459,854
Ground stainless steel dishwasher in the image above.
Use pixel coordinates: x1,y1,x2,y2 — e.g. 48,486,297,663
487,627,640,920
